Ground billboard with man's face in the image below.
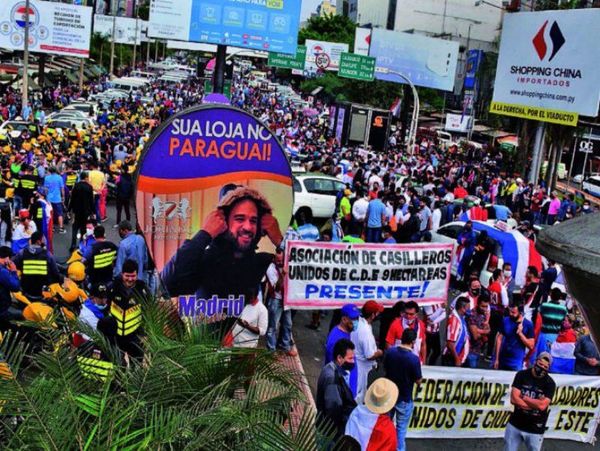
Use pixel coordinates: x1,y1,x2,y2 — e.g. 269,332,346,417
136,105,293,320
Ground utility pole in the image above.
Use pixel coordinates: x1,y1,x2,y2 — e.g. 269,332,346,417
22,0,31,111
154,39,159,62
529,122,546,184
132,5,139,69
213,45,227,93
109,0,116,76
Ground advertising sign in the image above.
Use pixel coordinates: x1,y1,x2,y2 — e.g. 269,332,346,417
268,45,307,70
369,29,459,92
354,27,371,56
339,52,376,81
491,9,600,123
0,0,92,57
304,39,349,75
464,49,483,90
407,366,600,444
284,241,453,309
94,14,143,45
445,113,471,133
136,105,293,320
148,0,301,55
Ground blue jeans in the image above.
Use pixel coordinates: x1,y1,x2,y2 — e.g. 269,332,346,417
466,352,479,368
266,298,292,351
504,422,543,451
393,400,414,451
366,227,381,243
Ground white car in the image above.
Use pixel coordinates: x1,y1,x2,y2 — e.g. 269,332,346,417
582,175,600,198
293,174,346,219
48,110,88,121
0,120,40,138
62,102,97,118
430,221,505,289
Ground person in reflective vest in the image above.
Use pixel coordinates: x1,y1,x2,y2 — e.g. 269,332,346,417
13,231,61,299
108,259,149,362
15,164,38,211
84,225,118,287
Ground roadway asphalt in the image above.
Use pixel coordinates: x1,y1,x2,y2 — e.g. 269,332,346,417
52,201,598,449
292,309,598,450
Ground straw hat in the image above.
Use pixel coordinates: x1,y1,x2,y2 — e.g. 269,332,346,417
364,378,398,415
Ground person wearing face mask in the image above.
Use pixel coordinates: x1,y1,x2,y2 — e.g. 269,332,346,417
501,262,515,304
385,301,427,364
325,304,360,396
78,283,109,338
494,304,535,371
581,200,594,214
316,338,357,440
451,278,482,312
504,352,556,451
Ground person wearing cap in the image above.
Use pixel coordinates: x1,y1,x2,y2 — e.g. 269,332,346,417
339,188,352,230
84,225,118,288
384,328,422,451
78,284,109,338
161,186,282,301
325,304,360,396
351,301,384,404
0,246,21,331
504,352,556,451
12,209,38,254
345,377,398,450
316,338,357,439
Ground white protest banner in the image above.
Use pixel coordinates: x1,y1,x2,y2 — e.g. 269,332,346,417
284,241,453,309
407,366,600,444
0,0,92,58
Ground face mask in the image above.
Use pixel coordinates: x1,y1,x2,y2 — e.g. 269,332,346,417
503,271,512,278
351,320,359,331
584,206,590,210
534,365,548,378
342,361,355,372
96,304,107,310
470,288,480,296
86,229,94,236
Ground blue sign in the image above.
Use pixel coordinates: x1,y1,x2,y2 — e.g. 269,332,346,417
464,49,484,90
188,0,301,55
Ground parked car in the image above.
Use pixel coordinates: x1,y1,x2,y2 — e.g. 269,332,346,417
430,220,542,292
62,102,97,118
582,175,600,198
293,174,346,219
0,120,40,138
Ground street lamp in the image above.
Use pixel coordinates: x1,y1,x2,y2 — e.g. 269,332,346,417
374,67,420,154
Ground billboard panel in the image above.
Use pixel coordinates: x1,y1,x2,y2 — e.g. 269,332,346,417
354,27,371,56
136,105,293,320
94,14,143,45
369,29,460,92
304,39,349,75
0,0,92,58
445,113,471,133
491,9,600,119
464,49,483,90
148,0,301,55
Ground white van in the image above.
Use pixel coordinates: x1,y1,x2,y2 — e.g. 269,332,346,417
110,77,149,92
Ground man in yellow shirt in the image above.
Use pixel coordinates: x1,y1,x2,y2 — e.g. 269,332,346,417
87,162,106,221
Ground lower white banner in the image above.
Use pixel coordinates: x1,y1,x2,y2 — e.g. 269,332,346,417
407,366,600,443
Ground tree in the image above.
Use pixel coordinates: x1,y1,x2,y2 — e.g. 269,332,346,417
298,14,356,49
0,300,336,449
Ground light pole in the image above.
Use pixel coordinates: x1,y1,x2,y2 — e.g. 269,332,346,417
374,67,420,154
22,0,31,111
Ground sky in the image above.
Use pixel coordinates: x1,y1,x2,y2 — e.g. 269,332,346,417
300,0,336,24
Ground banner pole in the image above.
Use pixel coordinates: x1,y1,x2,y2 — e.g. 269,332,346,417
22,0,31,111
213,44,227,94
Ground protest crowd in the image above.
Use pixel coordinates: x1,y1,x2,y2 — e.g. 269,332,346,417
0,58,598,451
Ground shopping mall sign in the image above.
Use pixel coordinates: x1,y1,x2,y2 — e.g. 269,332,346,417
338,52,376,81
491,9,600,125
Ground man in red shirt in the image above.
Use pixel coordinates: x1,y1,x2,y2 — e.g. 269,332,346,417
385,300,427,364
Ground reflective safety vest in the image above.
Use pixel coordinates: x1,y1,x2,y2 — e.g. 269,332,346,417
22,258,48,276
93,250,116,269
77,356,114,382
110,304,142,336
20,179,35,190
66,174,77,188
36,207,43,219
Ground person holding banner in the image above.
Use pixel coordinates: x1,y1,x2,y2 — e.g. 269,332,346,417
504,352,556,451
